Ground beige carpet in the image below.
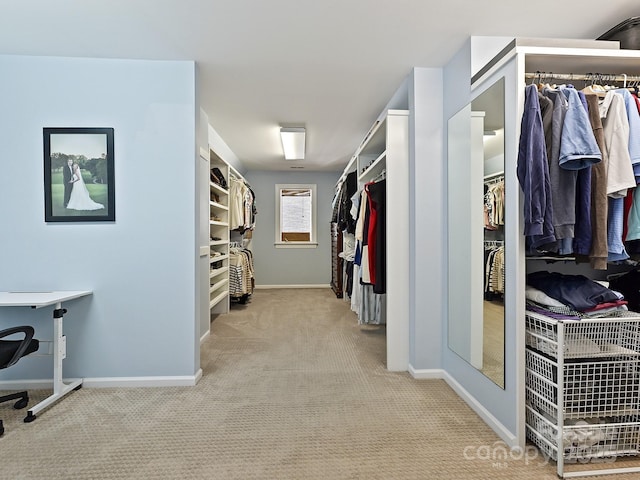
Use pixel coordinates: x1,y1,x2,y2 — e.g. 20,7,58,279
1,288,639,479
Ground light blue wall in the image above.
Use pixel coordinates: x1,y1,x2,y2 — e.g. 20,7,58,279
408,67,444,370
0,55,199,381
441,40,519,440
244,170,340,286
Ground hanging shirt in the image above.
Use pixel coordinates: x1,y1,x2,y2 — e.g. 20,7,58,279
541,86,575,243
558,86,602,169
615,88,640,166
582,93,609,270
626,189,640,242
607,196,630,262
517,84,556,249
570,90,594,257
600,91,636,198
367,180,386,294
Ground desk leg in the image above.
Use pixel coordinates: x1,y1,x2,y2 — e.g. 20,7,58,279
25,302,83,422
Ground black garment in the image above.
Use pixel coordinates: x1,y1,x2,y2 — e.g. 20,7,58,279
626,239,640,258
338,171,358,234
609,269,640,312
367,180,386,294
345,260,354,298
360,190,371,286
62,163,73,207
527,271,619,311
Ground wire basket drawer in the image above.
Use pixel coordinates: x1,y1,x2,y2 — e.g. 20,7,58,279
526,348,558,383
525,312,640,360
563,360,640,418
526,357,640,419
526,406,640,463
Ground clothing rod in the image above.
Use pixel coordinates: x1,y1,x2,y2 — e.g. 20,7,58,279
525,71,640,84
483,171,504,181
484,240,504,248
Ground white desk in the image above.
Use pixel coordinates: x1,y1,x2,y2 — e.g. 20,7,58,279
0,290,92,421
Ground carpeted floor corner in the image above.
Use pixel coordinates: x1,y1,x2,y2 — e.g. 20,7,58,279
1,288,639,479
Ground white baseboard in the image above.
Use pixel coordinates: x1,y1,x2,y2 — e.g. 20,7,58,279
0,379,56,390
83,371,203,388
255,284,330,289
408,365,446,379
200,329,211,344
408,365,517,448
1,370,203,390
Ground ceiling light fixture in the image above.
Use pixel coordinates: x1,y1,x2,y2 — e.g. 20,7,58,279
280,127,305,160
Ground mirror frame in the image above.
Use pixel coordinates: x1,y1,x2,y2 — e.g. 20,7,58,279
447,77,505,388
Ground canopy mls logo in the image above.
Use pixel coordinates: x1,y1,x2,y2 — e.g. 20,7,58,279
462,442,550,468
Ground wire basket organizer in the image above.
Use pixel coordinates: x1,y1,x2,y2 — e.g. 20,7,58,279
526,406,640,463
525,311,640,476
526,349,640,419
525,312,640,360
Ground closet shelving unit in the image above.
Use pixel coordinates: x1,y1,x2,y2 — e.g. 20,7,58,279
466,39,640,476
357,118,387,183
209,150,230,314
337,109,409,371
521,48,640,479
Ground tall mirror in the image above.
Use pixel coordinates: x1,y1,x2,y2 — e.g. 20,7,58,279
447,77,505,388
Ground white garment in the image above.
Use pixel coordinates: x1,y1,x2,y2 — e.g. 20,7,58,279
600,91,636,198
67,168,104,211
229,178,246,230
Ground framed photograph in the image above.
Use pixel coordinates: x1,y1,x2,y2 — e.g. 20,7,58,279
43,127,115,222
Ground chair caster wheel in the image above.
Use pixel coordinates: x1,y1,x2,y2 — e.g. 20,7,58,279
13,398,28,410
24,412,36,423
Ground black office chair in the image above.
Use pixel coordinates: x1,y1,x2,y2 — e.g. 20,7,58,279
0,326,39,436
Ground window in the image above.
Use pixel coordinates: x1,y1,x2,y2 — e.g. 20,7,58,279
275,184,317,248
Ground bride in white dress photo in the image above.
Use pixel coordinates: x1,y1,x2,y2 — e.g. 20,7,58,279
67,163,104,211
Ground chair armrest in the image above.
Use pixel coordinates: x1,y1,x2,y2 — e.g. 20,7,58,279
0,326,35,368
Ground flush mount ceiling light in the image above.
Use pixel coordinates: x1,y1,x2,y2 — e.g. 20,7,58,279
280,127,305,160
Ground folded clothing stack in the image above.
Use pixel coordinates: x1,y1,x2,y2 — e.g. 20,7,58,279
526,271,632,319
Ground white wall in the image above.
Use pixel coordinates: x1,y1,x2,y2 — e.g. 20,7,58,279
244,170,340,286
0,55,200,383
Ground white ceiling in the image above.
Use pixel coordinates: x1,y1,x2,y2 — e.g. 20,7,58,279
1,1,638,172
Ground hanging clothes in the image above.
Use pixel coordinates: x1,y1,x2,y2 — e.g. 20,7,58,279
229,246,255,299
366,179,386,294
349,182,386,325
583,93,609,270
514,80,640,268
484,178,504,230
517,84,556,250
229,176,257,233
599,90,636,198
538,84,601,254
484,244,505,300
338,171,358,234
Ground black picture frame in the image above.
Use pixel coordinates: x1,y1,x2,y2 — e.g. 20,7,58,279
43,127,115,222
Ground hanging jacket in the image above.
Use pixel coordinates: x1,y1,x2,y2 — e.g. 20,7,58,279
517,84,556,248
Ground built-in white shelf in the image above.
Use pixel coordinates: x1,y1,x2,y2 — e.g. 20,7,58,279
210,266,229,279
209,277,229,293
359,151,386,183
210,220,229,227
208,149,231,316
210,201,229,210
209,289,229,309
209,253,229,263
210,182,228,196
